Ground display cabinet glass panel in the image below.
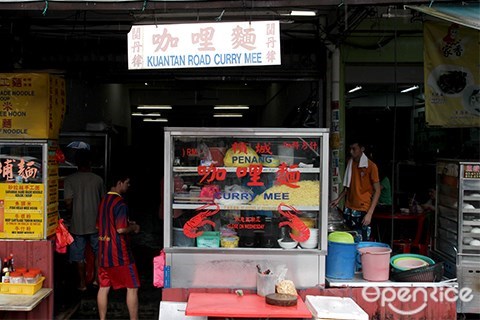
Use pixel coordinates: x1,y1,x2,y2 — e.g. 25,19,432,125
163,128,329,288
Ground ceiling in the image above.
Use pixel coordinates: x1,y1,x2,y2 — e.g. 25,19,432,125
0,0,472,127
0,0,460,82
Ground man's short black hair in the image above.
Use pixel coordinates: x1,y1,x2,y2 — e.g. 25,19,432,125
74,149,92,168
108,172,130,188
349,141,365,148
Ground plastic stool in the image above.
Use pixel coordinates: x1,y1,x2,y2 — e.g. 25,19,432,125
393,239,412,253
393,239,430,255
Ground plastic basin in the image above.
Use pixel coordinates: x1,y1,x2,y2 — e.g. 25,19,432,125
328,231,354,244
390,253,435,271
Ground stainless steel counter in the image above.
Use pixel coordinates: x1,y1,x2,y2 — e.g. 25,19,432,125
0,288,52,311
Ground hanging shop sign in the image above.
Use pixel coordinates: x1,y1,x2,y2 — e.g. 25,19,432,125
127,20,281,70
424,22,480,128
0,141,58,239
0,149,44,239
0,73,66,139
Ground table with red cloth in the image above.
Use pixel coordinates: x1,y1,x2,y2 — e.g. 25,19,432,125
185,292,312,319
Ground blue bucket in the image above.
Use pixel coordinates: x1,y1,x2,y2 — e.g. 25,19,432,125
326,241,357,279
356,241,390,271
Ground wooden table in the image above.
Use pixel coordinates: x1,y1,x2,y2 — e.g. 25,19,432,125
186,292,312,319
0,288,52,311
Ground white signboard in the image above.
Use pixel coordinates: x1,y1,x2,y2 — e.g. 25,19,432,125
127,21,281,70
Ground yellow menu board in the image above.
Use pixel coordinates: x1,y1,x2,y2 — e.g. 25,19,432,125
46,140,59,237
0,73,66,139
0,183,44,239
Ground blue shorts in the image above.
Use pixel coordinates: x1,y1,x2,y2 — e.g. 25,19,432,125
69,233,99,262
343,207,371,241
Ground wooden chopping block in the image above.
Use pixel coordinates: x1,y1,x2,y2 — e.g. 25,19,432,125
265,293,298,306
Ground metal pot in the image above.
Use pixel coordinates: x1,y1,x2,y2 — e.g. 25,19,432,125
328,221,351,233
327,206,349,232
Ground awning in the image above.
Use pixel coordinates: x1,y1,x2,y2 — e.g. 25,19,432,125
406,3,480,31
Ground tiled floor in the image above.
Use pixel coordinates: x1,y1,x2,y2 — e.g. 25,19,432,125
69,284,162,320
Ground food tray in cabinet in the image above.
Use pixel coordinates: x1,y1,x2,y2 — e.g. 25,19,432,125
462,217,480,226
463,190,480,201
0,277,45,295
463,179,480,190
462,245,480,252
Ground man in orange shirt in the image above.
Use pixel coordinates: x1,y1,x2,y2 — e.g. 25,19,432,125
330,142,381,241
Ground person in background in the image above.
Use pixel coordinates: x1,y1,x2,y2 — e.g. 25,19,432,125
421,188,436,213
376,165,393,212
64,148,105,291
330,141,381,241
97,174,140,320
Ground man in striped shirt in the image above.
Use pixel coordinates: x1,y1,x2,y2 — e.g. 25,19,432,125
97,174,140,320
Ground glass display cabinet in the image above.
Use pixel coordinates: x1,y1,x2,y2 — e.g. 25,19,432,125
433,160,480,314
163,127,329,289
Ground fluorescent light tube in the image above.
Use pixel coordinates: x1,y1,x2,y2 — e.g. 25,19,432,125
213,113,243,118
401,85,419,93
348,86,362,93
214,105,249,110
138,105,172,110
143,118,168,122
285,10,316,16
132,112,161,117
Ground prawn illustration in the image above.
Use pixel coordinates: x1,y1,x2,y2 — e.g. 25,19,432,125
183,203,220,238
277,202,310,243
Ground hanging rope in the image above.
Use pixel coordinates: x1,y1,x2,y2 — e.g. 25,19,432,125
42,0,48,16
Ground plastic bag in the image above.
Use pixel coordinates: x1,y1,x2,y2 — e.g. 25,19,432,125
55,219,74,254
153,249,166,288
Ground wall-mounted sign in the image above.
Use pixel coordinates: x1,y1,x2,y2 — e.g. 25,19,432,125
0,73,66,139
128,20,281,70
0,183,45,239
0,141,58,239
424,22,480,127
